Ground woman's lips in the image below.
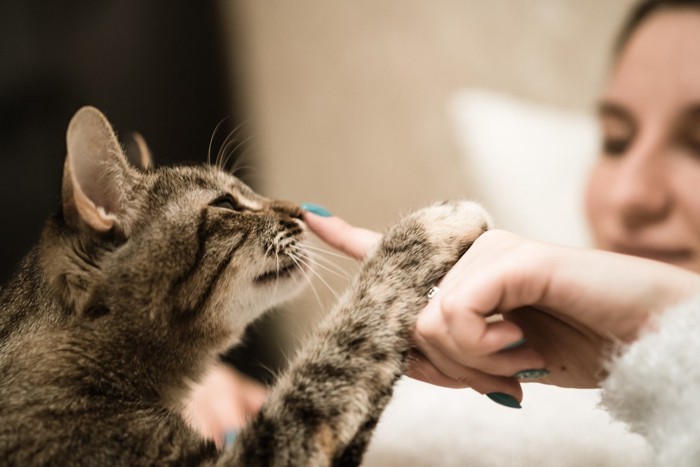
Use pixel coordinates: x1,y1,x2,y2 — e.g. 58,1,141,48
611,244,694,263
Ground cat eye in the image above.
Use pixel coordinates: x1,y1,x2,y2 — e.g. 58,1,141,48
210,194,242,211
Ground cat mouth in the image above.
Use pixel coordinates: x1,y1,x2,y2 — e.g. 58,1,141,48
254,262,303,284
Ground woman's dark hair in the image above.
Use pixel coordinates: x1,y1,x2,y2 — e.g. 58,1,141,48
615,0,700,55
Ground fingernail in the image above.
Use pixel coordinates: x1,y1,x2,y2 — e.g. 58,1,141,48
513,369,550,380
301,203,332,217
501,338,527,351
224,430,238,448
486,392,522,409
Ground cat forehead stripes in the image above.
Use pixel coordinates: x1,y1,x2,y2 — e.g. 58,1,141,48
144,166,264,211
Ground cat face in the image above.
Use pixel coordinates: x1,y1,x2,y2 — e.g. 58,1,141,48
43,107,309,353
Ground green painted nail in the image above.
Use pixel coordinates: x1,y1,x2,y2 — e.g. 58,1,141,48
301,203,332,217
224,430,237,448
513,369,550,380
486,392,522,409
502,338,527,351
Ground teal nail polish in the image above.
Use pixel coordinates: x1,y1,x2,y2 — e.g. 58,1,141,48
486,392,522,409
513,369,550,380
301,203,332,217
224,430,238,448
502,338,527,351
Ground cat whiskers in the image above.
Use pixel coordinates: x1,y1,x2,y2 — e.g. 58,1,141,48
300,242,359,278
214,122,241,168
289,251,342,302
272,248,281,299
302,250,351,281
301,242,361,263
207,117,232,166
207,117,251,171
230,161,260,185
221,134,254,173
287,252,325,308
250,358,282,385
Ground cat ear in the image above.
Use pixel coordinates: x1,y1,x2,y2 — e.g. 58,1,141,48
123,132,154,171
63,106,136,233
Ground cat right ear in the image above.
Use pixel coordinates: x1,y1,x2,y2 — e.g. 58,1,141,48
63,106,138,234
123,132,154,171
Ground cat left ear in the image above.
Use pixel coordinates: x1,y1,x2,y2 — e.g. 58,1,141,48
63,106,138,234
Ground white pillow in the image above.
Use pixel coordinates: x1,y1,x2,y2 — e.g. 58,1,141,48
449,89,599,247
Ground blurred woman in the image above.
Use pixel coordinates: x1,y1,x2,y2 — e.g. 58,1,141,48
304,1,700,463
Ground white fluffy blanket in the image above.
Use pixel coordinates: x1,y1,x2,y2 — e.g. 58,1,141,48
365,297,700,466
364,380,649,466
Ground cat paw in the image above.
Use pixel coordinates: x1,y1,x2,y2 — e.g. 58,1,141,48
374,200,492,291
404,200,492,248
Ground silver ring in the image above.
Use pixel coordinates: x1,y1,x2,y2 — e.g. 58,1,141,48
427,286,440,299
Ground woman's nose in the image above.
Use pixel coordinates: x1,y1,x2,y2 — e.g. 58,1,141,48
610,140,672,230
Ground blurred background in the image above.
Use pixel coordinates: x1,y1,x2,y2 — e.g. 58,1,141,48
0,0,637,281
0,1,234,283
1,1,649,464
228,0,635,245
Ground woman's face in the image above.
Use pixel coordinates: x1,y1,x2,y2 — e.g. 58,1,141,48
586,9,700,273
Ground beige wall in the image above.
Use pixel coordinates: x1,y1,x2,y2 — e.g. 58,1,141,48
222,0,635,229
217,1,637,312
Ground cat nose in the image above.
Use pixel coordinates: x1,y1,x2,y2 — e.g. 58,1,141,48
269,200,304,220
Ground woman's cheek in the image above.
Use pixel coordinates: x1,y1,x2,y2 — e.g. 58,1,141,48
585,160,617,249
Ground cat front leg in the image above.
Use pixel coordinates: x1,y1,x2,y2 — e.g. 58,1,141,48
219,201,491,467
330,200,493,466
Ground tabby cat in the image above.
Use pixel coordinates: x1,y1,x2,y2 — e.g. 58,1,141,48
0,106,490,466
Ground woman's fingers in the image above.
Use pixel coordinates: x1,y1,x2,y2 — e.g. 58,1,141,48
407,350,524,407
415,310,545,375
303,211,382,260
418,273,538,360
405,350,470,389
303,214,549,396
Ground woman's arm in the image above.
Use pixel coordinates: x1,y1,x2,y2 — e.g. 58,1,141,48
304,210,700,389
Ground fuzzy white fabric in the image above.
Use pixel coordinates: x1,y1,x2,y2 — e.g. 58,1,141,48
364,297,700,466
364,380,650,466
601,295,700,466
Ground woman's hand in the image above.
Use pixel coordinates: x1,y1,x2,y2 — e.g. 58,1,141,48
304,209,700,395
415,229,700,389
183,363,268,447
303,211,534,400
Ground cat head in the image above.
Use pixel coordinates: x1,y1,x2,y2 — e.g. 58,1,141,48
41,106,309,353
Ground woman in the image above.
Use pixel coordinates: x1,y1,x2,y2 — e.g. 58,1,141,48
303,0,700,463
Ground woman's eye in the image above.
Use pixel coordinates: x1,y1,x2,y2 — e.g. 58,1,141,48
211,195,240,211
598,110,634,157
683,137,700,156
602,137,630,156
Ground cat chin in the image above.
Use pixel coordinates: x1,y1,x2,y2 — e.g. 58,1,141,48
221,269,309,327
247,274,309,322
253,261,304,285
257,270,309,305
